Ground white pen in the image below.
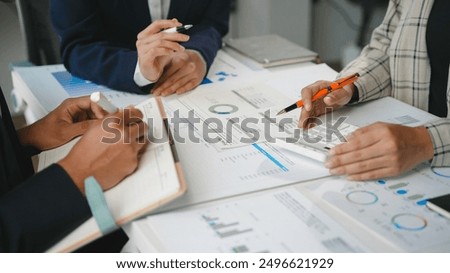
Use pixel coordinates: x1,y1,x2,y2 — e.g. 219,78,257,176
162,24,193,33
90,92,119,114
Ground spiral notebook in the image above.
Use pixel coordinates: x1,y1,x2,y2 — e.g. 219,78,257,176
225,34,319,68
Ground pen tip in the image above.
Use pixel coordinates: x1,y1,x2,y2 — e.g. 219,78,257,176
185,24,193,30
276,110,286,116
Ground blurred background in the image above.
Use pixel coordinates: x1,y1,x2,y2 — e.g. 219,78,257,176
0,0,388,115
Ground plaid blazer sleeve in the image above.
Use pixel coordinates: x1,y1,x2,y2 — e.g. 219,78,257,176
425,119,450,167
339,0,402,102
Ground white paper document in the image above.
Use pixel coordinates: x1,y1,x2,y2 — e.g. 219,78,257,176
130,188,369,252
159,82,330,211
304,165,450,252
265,63,338,101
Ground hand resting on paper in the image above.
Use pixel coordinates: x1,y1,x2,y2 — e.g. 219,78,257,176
325,122,434,180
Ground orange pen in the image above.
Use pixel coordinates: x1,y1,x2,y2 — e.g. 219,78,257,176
276,73,360,115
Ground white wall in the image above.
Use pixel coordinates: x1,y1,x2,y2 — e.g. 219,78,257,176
312,0,387,67
229,0,386,68
229,0,312,48
0,2,26,112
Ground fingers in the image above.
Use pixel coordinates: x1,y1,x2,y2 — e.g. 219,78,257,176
89,101,108,119
152,59,195,96
67,96,91,109
323,123,416,180
298,81,334,128
329,126,381,156
137,36,187,55
301,81,331,111
137,19,181,39
62,96,95,119
323,88,352,107
61,96,108,120
173,79,199,95
298,81,354,129
326,144,387,173
136,19,189,56
347,167,397,181
155,53,188,83
107,108,148,146
299,98,326,128
117,108,144,124
126,119,148,141
68,119,102,138
152,51,204,96
160,77,198,97
329,156,397,181
136,33,188,83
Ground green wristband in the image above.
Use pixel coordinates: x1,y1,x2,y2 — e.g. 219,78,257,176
84,176,118,235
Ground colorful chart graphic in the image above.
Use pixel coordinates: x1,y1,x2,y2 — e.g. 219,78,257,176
391,213,428,231
52,71,105,97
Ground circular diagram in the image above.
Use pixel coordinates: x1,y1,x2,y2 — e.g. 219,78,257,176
391,213,427,231
346,191,378,205
209,104,239,115
431,167,450,178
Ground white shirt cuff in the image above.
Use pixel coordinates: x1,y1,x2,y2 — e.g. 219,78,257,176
133,61,155,87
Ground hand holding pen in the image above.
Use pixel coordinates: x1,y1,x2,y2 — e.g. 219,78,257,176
90,92,119,114
279,73,360,128
162,24,193,33
277,73,359,115
136,19,192,85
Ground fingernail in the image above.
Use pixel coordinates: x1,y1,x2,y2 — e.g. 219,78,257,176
330,168,343,175
324,161,332,168
305,103,311,111
329,149,336,156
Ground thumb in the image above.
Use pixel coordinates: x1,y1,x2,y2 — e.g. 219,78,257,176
323,89,351,107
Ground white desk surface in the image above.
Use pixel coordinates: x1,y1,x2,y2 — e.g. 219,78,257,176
12,49,450,253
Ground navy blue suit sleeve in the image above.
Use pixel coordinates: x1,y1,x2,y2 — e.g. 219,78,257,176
0,164,91,252
181,1,230,71
51,0,143,93
51,0,230,93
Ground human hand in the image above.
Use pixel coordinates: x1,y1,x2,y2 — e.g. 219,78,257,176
325,122,434,181
299,81,355,128
17,96,107,151
136,19,190,83
59,108,148,193
151,50,206,96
